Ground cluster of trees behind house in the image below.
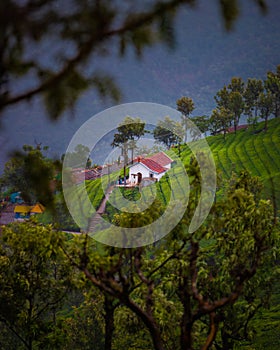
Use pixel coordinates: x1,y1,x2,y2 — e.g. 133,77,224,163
175,64,280,142
109,64,280,171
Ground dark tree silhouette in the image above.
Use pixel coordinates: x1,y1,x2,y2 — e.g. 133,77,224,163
0,0,268,119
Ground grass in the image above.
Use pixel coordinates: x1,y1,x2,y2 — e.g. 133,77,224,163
85,118,280,216
176,118,280,214
85,177,106,210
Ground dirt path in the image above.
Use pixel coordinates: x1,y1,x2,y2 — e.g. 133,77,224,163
87,185,114,233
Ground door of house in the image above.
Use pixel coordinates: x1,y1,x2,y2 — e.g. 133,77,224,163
137,172,142,184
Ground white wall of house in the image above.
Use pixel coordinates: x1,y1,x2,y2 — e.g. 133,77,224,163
164,163,171,170
129,163,165,183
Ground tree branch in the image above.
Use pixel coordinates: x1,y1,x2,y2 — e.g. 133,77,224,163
190,240,204,305
0,317,30,350
201,312,219,350
193,242,265,321
1,0,190,110
134,248,154,314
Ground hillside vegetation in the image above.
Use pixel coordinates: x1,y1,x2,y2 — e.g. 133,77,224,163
85,119,280,218
83,118,280,349
179,118,280,215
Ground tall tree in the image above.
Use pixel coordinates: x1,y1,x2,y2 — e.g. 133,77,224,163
228,76,245,94
264,65,280,118
111,116,145,182
258,91,273,131
189,115,209,140
153,116,183,148
210,107,232,139
229,91,245,133
214,86,231,113
215,78,245,133
209,111,223,136
244,78,264,128
176,96,195,142
0,221,76,350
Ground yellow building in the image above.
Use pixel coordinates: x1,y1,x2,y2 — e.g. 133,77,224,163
14,203,45,219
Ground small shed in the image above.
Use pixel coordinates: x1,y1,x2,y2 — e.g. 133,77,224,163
14,203,45,219
14,205,31,219
30,203,45,214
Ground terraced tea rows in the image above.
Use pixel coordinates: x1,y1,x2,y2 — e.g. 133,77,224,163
208,119,280,211
85,118,280,217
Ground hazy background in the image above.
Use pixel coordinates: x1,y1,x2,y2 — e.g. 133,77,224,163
1,0,280,170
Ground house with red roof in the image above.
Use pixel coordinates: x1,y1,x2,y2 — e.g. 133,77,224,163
148,152,173,169
128,152,173,185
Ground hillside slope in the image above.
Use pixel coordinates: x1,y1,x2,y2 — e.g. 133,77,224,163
176,118,280,215
86,118,280,217
85,119,280,348
207,118,280,213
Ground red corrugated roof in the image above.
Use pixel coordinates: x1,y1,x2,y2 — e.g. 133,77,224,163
148,152,173,167
140,158,166,173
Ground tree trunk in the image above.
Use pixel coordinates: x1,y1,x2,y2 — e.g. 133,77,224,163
104,296,115,350
201,312,218,350
180,319,193,350
275,100,280,118
221,329,234,350
123,164,126,185
264,115,268,131
234,114,238,134
123,298,165,350
123,143,128,186
179,279,193,350
27,297,33,350
131,147,134,164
